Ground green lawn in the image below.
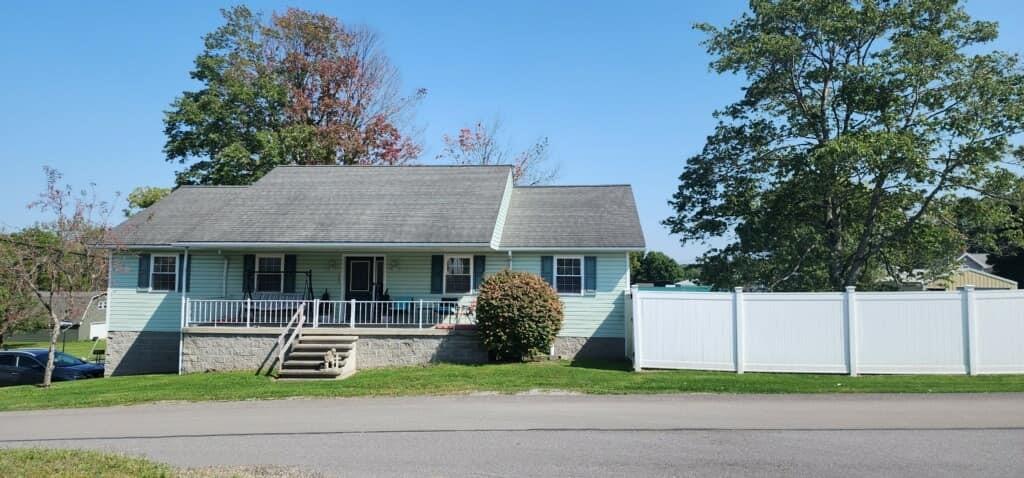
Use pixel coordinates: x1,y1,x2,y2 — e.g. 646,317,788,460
2,339,104,361
1,360,1023,412
0,448,173,478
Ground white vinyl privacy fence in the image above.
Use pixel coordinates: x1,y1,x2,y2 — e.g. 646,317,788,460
630,285,1024,375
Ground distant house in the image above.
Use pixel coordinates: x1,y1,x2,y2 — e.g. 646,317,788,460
3,292,107,343
102,165,645,377
896,253,1018,291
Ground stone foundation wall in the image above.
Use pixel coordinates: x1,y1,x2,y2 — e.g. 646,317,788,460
552,336,625,361
177,329,487,373
182,332,279,374
356,332,487,369
164,329,619,374
106,330,180,376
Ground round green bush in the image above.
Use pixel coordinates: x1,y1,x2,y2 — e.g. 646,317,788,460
475,269,564,361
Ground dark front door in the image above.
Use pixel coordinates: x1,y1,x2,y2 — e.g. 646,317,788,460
345,256,384,301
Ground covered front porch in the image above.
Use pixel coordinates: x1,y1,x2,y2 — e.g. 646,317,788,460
185,297,475,329
176,250,493,330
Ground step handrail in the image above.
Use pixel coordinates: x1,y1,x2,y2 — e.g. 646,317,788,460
276,303,308,371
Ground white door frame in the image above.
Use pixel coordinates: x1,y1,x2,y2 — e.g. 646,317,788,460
340,254,387,301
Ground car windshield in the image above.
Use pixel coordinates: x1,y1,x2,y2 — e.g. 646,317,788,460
37,352,86,367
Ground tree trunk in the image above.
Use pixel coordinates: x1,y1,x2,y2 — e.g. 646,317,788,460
43,313,60,387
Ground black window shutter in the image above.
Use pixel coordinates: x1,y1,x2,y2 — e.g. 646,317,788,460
540,256,554,286
177,254,185,292
243,254,255,293
283,254,297,293
584,256,597,293
186,255,193,292
137,253,150,289
430,255,444,294
473,255,486,290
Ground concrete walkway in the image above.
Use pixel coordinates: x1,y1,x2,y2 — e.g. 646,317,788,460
3,394,1023,476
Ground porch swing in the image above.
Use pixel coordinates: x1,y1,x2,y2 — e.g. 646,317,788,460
241,269,316,324
242,269,315,301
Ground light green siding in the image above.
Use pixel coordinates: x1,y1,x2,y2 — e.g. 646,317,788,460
108,252,183,332
109,249,629,338
508,252,628,338
218,252,344,300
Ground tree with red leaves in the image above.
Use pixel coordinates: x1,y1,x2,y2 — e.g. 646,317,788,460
437,120,557,185
165,6,424,185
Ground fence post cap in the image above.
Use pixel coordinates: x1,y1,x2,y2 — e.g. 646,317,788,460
963,284,976,291
733,286,744,293
845,286,856,292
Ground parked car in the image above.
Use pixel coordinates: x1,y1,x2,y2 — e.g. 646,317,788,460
0,349,104,387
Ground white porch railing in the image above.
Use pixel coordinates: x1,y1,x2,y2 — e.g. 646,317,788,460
185,298,476,329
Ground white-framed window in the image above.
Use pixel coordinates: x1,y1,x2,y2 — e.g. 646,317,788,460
554,256,583,295
255,254,284,293
150,254,178,292
444,255,472,294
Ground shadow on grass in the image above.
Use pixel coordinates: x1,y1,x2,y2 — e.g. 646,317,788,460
567,358,633,372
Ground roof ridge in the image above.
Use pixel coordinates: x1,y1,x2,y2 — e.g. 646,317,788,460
515,184,632,188
176,185,249,188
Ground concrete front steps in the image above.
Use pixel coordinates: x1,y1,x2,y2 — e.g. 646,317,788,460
277,330,358,380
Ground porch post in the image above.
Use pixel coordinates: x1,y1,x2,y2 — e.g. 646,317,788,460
245,297,251,328
180,249,189,327
349,298,356,327
313,299,320,328
418,299,423,329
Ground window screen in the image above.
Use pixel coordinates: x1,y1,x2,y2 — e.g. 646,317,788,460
555,257,582,294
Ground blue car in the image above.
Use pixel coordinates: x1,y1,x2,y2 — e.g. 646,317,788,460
0,349,104,387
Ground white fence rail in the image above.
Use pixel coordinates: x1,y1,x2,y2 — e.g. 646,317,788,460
631,285,1024,375
186,298,475,329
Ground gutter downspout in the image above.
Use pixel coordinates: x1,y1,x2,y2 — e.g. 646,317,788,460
178,247,189,375
105,251,112,333
625,251,631,359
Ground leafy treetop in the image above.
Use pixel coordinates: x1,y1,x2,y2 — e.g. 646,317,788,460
164,6,424,185
665,0,1024,291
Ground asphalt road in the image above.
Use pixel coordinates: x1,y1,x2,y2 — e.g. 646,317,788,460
2,394,1023,477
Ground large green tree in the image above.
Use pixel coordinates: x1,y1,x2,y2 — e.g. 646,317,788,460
165,6,424,185
665,0,1024,291
123,186,171,216
630,251,690,284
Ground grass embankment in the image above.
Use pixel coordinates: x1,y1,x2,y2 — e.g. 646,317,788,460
3,339,104,361
0,448,287,478
0,448,173,478
2,360,1023,412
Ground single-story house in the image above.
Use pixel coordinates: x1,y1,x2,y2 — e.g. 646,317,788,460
103,165,645,377
2,292,107,344
894,253,1019,291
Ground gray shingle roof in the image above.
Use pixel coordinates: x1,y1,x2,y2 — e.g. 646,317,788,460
182,166,510,244
112,166,645,249
499,186,645,248
114,166,512,245
113,186,244,245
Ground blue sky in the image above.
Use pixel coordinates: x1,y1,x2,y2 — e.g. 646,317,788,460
1,1,1021,262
